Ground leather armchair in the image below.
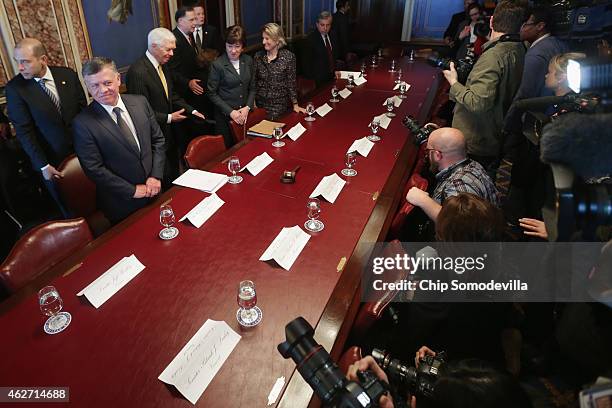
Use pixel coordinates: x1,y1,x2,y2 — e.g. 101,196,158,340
184,135,226,170
229,107,267,144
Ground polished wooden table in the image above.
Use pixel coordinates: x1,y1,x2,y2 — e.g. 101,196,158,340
0,57,440,408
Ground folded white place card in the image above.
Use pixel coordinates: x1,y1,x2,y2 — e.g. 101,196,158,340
77,255,145,308
179,193,225,228
315,103,333,117
241,152,274,176
267,376,286,406
338,70,361,79
374,114,392,129
353,75,367,86
338,88,352,99
393,81,411,91
286,122,307,141
347,137,375,158
310,173,347,204
382,96,402,108
173,169,228,193
159,320,241,405
259,226,311,270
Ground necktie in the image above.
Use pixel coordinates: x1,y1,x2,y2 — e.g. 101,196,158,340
324,35,335,72
195,28,202,49
188,33,197,52
157,64,169,99
39,78,61,114
112,107,139,151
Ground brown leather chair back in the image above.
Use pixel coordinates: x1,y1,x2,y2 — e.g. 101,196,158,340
0,218,92,294
229,107,267,144
184,135,226,170
388,174,429,241
56,154,96,217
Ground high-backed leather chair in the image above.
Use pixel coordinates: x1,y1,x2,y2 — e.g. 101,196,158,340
56,155,110,236
350,240,411,340
184,135,226,170
0,217,92,294
229,107,267,145
387,174,429,241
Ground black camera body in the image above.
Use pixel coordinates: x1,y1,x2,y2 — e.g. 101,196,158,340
427,55,475,84
474,16,491,38
372,349,446,399
278,317,389,408
402,115,437,145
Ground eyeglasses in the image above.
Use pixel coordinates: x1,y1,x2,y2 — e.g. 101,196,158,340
521,22,537,28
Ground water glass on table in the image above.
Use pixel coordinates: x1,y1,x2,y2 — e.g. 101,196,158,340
272,126,285,147
341,151,358,177
304,197,324,232
227,156,243,184
38,285,71,334
305,102,316,122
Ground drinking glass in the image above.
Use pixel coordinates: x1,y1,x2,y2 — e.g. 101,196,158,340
304,197,324,232
399,82,408,99
389,59,396,72
330,85,340,103
360,61,367,77
370,54,378,68
305,101,316,122
341,151,358,177
395,68,403,85
408,49,416,62
386,98,396,118
377,48,383,60
272,126,285,147
367,119,381,142
347,73,355,89
227,155,243,184
159,204,179,239
236,280,262,327
38,286,71,334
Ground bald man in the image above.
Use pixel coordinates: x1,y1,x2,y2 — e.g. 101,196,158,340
406,127,499,221
6,38,86,217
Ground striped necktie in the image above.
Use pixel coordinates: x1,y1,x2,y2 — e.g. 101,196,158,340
39,78,61,114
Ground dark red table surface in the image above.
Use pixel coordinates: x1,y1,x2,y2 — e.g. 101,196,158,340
0,58,441,408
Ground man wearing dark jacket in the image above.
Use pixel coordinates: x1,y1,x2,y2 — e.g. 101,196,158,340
332,0,351,61
305,11,340,87
6,38,86,217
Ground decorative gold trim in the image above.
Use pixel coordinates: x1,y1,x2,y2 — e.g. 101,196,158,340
233,0,241,26
372,191,380,201
337,257,347,273
76,0,93,58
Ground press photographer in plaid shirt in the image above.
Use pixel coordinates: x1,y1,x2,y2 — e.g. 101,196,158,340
406,127,500,222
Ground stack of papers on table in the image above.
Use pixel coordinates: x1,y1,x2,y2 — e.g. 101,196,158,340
159,320,241,405
247,120,285,138
173,169,228,193
77,255,145,308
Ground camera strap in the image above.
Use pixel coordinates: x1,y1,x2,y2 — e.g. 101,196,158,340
481,33,525,55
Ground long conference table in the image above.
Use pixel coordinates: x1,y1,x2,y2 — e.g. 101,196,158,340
0,57,440,407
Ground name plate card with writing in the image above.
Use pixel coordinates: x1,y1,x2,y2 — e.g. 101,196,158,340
315,103,333,117
374,114,392,129
241,152,274,176
353,75,367,86
347,137,375,158
259,226,311,270
338,71,361,79
173,169,229,193
338,88,352,99
393,81,411,91
285,122,307,141
77,255,145,308
179,193,225,228
158,320,241,405
382,96,402,108
310,173,347,204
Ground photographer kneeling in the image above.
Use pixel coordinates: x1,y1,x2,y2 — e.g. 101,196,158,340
347,346,532,408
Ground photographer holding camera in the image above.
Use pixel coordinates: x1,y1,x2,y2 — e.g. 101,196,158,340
347,346,533,408
444,0,526,177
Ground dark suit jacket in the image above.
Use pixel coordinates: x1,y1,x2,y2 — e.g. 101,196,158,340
207,53,256,117
126,54,194,142
332,10,350,59
168,27,198,98
444,11,466,39
196,23,223,53
72,94,166,223
304,30,340,86
6,66,86,170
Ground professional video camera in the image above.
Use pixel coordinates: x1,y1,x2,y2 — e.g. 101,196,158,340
278,317,389,408
402,115,438,145
426,53,475,85
372,349,446,399
532,0,612,40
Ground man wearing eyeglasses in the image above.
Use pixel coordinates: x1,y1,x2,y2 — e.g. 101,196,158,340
405,127,499,221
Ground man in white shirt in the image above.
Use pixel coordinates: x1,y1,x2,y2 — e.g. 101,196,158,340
73,57,165,224
193,5,222,53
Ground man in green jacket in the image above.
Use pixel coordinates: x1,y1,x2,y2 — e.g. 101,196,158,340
444,0,526,176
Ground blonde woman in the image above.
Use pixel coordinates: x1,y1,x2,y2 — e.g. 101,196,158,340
254,23,304,120
544,52,586,96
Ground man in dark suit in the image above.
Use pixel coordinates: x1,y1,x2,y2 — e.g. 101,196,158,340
73,57,165,224
168,7,203,103
304,11,340,87
443,0,476,50
126,27,205,183
6,38,87,217
332,0,351,61
193,4,223,53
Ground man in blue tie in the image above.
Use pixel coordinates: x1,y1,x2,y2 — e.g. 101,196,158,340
6,38,87,217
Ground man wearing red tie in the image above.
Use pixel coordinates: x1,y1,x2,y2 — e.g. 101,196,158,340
168,6,203,102
305,11,340,87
